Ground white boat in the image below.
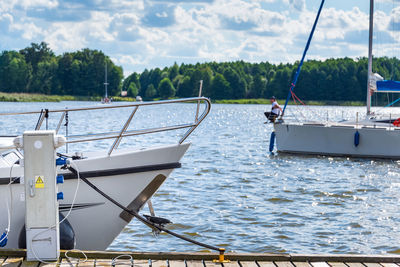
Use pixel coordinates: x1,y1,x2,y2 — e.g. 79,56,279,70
273,0,400,159
0,97,211,250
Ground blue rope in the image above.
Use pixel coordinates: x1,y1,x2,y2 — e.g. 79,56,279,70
282,0,325,115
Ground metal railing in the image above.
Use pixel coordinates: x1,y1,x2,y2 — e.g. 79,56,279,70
0,97,211,155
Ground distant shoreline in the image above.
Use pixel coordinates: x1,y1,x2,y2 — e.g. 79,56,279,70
213,98,365,106
0,92,366,106
0,92,136,102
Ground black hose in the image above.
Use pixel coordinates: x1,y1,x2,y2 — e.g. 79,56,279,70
66,166,222,252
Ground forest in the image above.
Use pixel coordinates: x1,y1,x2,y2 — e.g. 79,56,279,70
1,42,399,103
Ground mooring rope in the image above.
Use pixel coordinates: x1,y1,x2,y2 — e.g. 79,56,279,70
66,166,224,254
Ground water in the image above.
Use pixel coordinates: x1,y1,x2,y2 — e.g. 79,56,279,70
1,101,400,254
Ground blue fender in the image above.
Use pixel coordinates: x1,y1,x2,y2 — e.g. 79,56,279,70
269,131,276,152
354,131,360,147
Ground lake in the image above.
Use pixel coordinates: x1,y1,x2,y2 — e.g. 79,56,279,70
1,101,400,254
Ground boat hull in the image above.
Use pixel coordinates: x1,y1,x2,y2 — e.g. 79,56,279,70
0,143,190,250
274,122,400,159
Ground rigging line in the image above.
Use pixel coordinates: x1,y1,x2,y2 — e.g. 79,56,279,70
66,166,223,253
289,90,308,121
384,96,400,108
282,0,325,116
291,91,306,106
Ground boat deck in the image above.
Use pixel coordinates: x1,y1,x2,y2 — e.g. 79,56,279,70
0,250,399,267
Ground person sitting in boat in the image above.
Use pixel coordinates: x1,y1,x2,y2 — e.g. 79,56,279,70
264,96,282,122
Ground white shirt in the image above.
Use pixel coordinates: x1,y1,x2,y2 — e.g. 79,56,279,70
271,101,280,115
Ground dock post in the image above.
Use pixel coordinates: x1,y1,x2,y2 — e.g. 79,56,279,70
20,130,65,261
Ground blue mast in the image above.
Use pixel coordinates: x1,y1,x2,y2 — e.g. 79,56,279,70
282,0,325,115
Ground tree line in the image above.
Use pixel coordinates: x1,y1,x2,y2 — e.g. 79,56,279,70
0,42,122,97
1,42,399,103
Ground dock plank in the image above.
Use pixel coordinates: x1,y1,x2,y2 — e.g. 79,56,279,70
168,260,186,267
204,261,222,267
292,261,313,267
134,260,151,267
362,263,382,267
186,260,204,267
152,260,168,267
274,261,294,267
256,262,276,267
239,261,258,267
223,261,240,267
380,264,398,267
37,260,59,267
327,262,347,267
346,263,365,267
58,258,72,267
2,257,24,267
19,261,39,267
309,262,330,267
94,258,113,267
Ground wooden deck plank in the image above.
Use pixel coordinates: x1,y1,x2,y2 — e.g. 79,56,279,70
362,263,382,267
37,261,59,267
94,258,113,267
256,262,276,267
380,264,398,267
274,261,294,267
58,258,72,267
185,260,204,267
222,261,240,267
134,260,151,267
203,261,222,267
238,261,258,267
168,260,186,267
151,260,168,267
19,261,39,267
2,257,24,267
327,262,347,267
309,262,330,267
75,259,95,267
345,263,365,267
292,262,312,267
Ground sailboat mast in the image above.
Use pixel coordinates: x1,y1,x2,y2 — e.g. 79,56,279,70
367,0,374,115
104,62,109,99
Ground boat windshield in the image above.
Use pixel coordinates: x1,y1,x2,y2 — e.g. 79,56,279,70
0,150,21,167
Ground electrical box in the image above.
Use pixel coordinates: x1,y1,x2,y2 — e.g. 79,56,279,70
23,130,60,261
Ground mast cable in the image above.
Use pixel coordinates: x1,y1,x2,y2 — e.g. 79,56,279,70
282,0,325,116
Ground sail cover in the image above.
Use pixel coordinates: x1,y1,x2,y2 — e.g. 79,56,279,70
377,80,400,93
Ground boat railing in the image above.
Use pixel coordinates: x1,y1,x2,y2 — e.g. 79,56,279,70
0,97,211,155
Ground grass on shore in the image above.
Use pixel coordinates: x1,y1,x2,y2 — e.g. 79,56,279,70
0,92,365,106
214,98,365,106
0,92,137,102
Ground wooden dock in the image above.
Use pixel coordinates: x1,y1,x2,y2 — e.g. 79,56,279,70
0,249,400,267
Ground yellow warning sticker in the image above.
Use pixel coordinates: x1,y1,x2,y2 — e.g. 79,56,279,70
35,176,44,188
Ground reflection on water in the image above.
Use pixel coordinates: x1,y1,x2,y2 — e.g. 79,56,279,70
1,102,400,254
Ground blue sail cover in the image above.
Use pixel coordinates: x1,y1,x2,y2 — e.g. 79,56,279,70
377,80,400,92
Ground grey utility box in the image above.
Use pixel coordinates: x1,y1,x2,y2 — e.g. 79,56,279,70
23,130,60,261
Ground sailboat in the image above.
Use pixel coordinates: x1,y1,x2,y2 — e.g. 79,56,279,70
101,62,111,104
0,97,211,250
272,0,400,159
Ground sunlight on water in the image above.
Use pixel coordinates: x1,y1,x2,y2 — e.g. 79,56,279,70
1,101,400,254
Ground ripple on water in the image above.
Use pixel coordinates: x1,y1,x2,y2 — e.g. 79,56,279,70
3,102,400,254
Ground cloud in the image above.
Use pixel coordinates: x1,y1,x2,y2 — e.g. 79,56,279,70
289,0,305,12
220,17,257,31
389,6,400,31
1,0,398,76
141,3,176,27
26,8,91,22
0,13,13,33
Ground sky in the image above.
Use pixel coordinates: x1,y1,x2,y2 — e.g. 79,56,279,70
0,0,399,76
